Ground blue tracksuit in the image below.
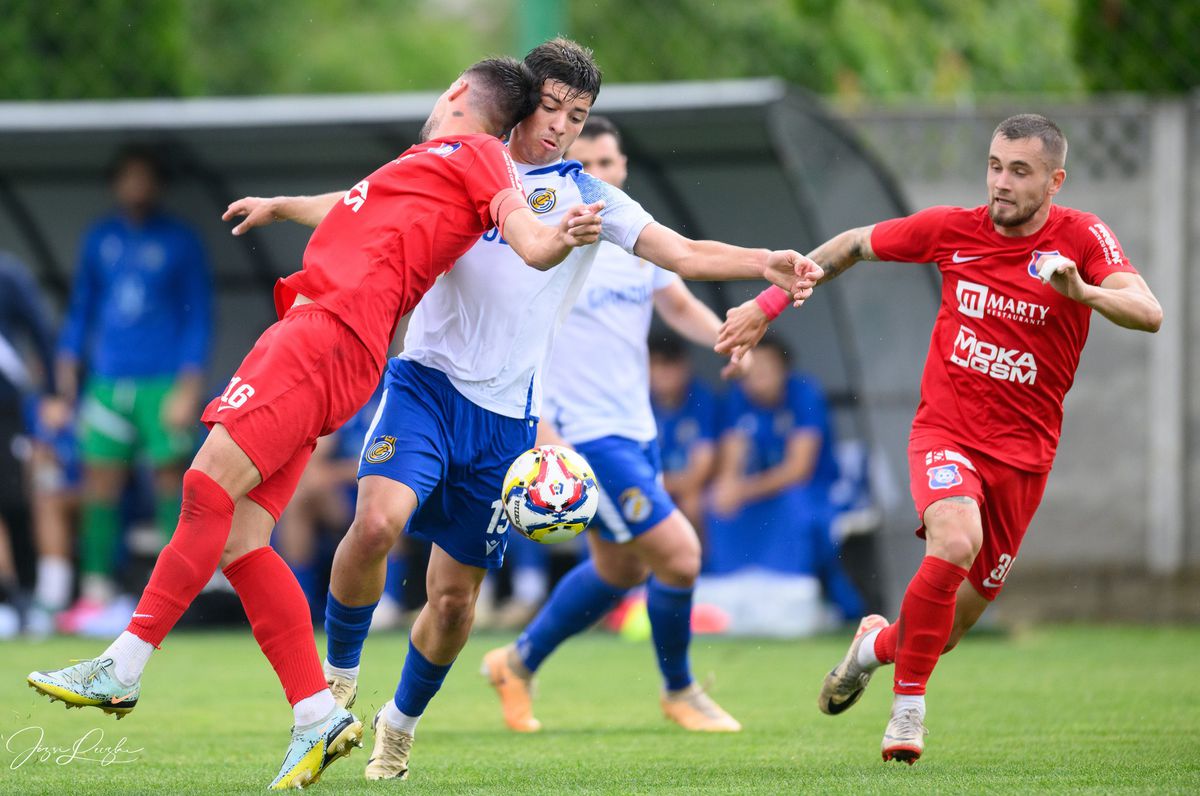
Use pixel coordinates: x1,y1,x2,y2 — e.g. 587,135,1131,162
58,211,212,377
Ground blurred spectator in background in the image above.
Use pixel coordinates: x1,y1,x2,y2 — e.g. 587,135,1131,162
25,384,83,635
649,333,719,533
50,145,212,631
0,251,60,635
702,335,863,633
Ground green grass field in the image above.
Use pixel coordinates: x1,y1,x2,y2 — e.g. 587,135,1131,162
1,626,1197,794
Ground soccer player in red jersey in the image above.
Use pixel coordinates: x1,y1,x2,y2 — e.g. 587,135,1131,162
26,56,607,790
716,114,1162,763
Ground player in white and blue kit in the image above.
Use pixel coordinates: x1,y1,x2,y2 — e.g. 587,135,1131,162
227,39,820,780
483,117,744,733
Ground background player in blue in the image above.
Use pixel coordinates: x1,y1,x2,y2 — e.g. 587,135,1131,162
224,39,820,780
52,145,212,626
649,333,720,532
707,336,864,618
483,116,747,733
0,252,59,634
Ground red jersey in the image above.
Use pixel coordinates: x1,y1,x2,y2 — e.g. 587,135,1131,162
871,204,1137,472
275,133,524,366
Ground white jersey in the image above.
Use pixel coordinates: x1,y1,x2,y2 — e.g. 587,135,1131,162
401,160,654,419
543,245,680,444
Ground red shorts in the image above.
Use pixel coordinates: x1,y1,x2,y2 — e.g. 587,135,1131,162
201,303,381,520
907,433,1049,601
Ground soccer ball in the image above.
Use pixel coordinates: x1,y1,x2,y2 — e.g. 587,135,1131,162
502,445,599,543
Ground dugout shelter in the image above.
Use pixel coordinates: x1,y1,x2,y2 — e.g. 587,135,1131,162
0,79,935,600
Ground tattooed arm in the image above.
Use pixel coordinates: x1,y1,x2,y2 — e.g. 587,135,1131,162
715,225,877,359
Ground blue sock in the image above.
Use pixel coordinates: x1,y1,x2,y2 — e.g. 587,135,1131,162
516,559,627,673
324,593,377,669
393,638,453,717
646,577,694,691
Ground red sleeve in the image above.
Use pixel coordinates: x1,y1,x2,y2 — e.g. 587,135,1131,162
1072,213,1138,286
869,206,955,264
463,137,525,229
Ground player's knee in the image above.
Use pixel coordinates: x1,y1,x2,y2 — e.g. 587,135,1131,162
427,587,475,634
924,501,982,568
219,538,253,569
655,543,700,588
348,509,404,559
931,532,980,569
596,557,647,590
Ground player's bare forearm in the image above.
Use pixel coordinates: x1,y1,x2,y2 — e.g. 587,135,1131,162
669,447,716,496
654,282,722,348
809,225,877,285
505,203,603,270
739,432,819,501
54,357,78,402
223,192,340,234
634,224,767,281
1080,273,1163,332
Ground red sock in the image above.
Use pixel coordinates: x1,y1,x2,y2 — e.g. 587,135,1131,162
892,555,968,696
224,546,326,706
127,470,235,647
874,622,898,665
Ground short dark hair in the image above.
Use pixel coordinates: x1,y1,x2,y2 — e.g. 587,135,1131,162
464,57,539,137
993,114,1068,169
649,331,688,362
107,143,168,185
578,115,623,152
523,37,602,103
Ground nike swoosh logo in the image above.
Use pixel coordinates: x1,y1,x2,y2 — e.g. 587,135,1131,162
982,578,1004,589
131,613,153,619
897,681,922,688
951,251,982,263
216,405,237,412
111,692,137,704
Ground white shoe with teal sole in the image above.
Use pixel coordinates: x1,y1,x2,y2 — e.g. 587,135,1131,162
27,657,140,719
269,706,364,790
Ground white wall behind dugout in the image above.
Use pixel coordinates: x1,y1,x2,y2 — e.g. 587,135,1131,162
0,82,1192,600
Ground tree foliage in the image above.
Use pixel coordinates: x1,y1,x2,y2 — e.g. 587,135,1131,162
0,0,1193,101
1074,0,1200,94
0,0,195,99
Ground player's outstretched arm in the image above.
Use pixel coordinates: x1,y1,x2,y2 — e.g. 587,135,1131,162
1036,258,1163,332
714,225,876,358
502,201,604,270
632,224,821,298
222,192,342,235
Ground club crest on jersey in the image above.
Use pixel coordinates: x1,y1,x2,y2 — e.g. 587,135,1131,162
528,187,556,214
1027,249,1061,280
364,435,397,464
927,464,963,490
620,487,653,524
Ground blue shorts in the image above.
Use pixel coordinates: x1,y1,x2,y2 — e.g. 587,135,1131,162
357,359,536,570
576,435,676,543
